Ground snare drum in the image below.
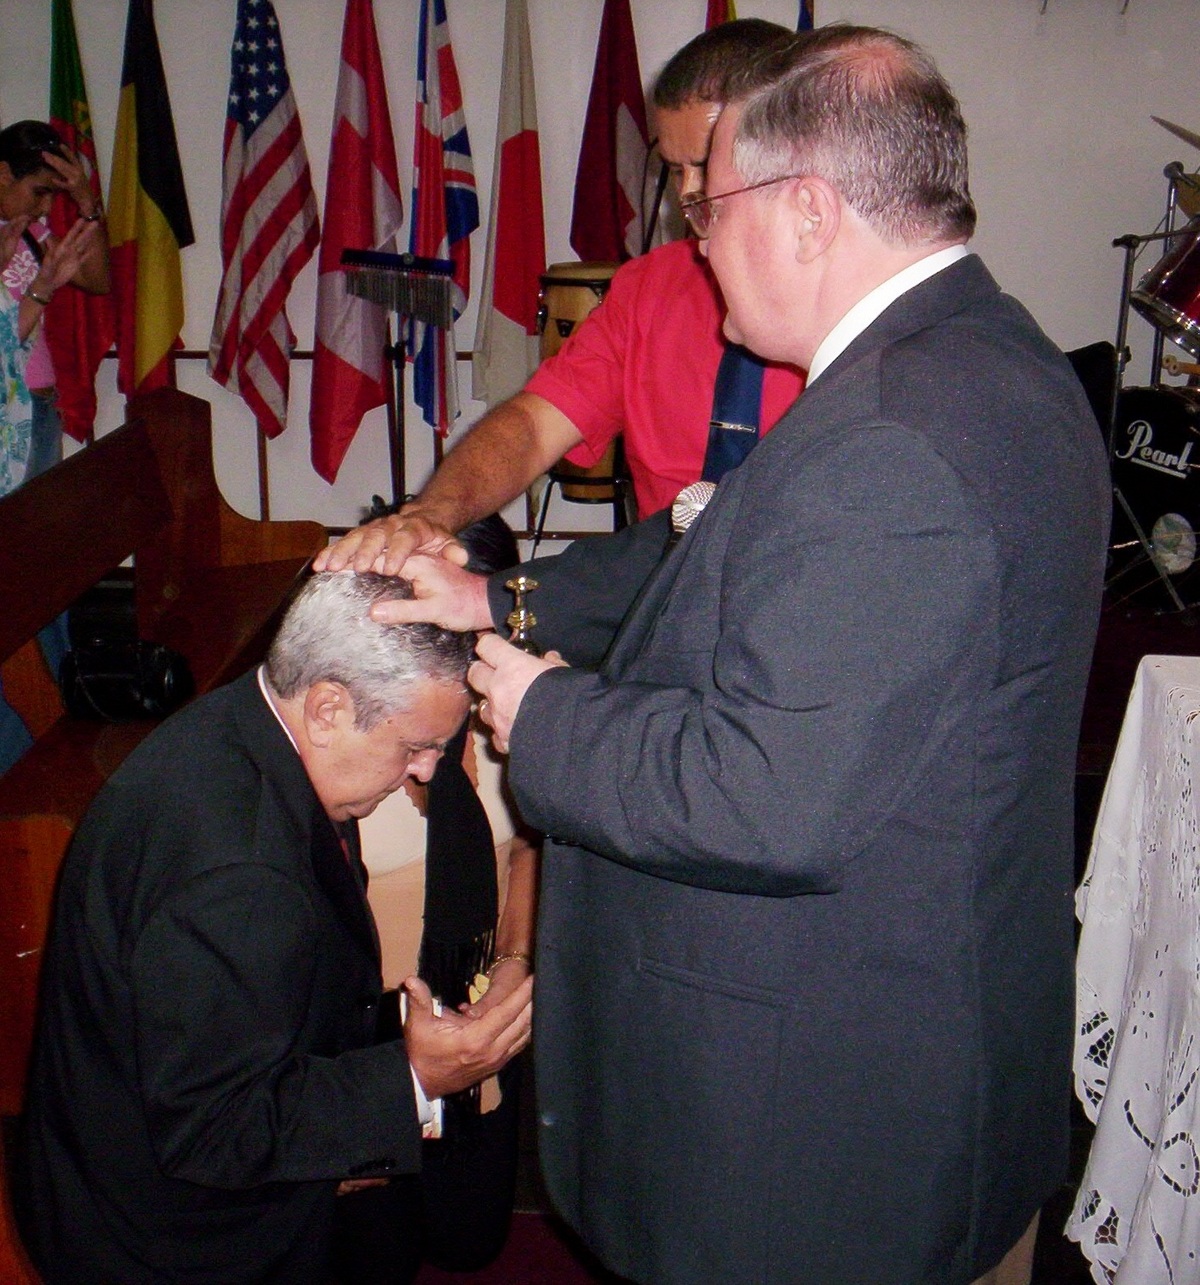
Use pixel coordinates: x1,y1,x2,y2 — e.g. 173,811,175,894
538,261,620,501
1108,385,1200,607
1130,218,1200,357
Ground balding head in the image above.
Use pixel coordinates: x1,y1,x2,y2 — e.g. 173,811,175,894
732,25,976,248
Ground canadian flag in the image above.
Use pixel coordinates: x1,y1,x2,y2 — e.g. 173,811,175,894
309,0,403,484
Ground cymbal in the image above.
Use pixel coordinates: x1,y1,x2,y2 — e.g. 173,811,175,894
1153,115,1200,152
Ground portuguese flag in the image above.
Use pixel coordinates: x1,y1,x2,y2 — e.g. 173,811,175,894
46,0,114,441
107,0,194,395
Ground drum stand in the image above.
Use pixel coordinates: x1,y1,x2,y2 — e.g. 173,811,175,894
1107,164,1197,613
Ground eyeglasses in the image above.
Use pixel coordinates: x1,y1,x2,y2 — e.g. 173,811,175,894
680,174,804,238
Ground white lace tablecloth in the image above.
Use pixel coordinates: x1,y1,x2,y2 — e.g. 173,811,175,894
1069,655,1200,1284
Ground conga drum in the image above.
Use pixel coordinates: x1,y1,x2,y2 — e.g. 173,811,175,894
1131,218,1200,357
538,261,620,501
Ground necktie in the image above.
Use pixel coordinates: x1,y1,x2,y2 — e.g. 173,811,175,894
701,343,768,483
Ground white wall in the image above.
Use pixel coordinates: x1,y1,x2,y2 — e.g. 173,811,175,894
1,0,1195,531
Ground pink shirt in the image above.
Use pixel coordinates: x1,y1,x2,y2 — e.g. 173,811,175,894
526,238,805,518
0,220,55,390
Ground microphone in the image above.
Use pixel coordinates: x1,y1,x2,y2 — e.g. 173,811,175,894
668,481,716,550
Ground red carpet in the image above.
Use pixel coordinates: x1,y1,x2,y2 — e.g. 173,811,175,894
414,1212,618,1284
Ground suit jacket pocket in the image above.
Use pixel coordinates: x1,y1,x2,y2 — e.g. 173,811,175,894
625,955,788,1284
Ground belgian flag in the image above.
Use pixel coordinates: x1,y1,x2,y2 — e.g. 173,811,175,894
107,0,194,395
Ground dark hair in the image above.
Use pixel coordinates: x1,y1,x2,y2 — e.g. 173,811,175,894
734,25,976,245
653,19,795,110
0,120,67,179
457,513,520,577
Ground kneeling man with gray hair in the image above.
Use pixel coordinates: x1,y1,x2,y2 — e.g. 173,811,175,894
19,572,532,1285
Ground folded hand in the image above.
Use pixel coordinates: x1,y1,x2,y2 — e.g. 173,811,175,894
402,973,532,1101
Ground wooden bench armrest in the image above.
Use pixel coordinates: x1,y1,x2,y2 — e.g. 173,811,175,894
130,389,325,637
0,816,76,1117
143,560,313,693
218,505,327,567
0,425,169,667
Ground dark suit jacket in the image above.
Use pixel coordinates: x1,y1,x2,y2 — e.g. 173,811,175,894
506,256,1110,1284
22,671,422,1284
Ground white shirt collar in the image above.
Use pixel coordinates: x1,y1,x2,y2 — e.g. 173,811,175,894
257,665,300,753
806,244,970,385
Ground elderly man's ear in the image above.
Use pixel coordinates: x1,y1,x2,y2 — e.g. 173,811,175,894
791,178,839,262
303,681,353,747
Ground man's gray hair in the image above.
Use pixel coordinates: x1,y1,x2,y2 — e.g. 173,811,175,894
266,572,473,730
733,25,976,247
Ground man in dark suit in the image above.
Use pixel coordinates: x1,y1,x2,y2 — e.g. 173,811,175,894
20,571,532,1284
381,25,1109,1285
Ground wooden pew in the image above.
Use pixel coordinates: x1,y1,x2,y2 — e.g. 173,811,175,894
0,388,326,1279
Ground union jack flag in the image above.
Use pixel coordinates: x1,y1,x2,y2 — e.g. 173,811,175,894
408,0,479,433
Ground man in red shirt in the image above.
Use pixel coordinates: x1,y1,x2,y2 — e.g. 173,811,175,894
320,19,804,575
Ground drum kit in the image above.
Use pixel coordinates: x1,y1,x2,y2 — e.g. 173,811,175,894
1106,117,1200,612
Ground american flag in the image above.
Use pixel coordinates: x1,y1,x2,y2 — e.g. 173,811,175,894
208,0,319,440
408,0,479,433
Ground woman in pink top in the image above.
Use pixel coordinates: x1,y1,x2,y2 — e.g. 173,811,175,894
0,120,109,479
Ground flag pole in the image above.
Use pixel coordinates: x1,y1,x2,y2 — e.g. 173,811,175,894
385,322,405,505
256,426,271,520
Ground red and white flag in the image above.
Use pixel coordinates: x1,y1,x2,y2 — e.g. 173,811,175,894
471,0,545,409
46,0,114,443
208,0,319,441
310,0,403,484
569,0,652,262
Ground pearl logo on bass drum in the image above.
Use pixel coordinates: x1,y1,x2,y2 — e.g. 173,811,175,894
1114,417,1196,479
1108,386,1200,608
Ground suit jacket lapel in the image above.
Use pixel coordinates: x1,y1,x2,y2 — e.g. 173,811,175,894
601,536,691,676
230,671,381,966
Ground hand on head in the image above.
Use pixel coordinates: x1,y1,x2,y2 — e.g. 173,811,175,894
39,145,92,210
360,552,493,632
315,509,469,576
